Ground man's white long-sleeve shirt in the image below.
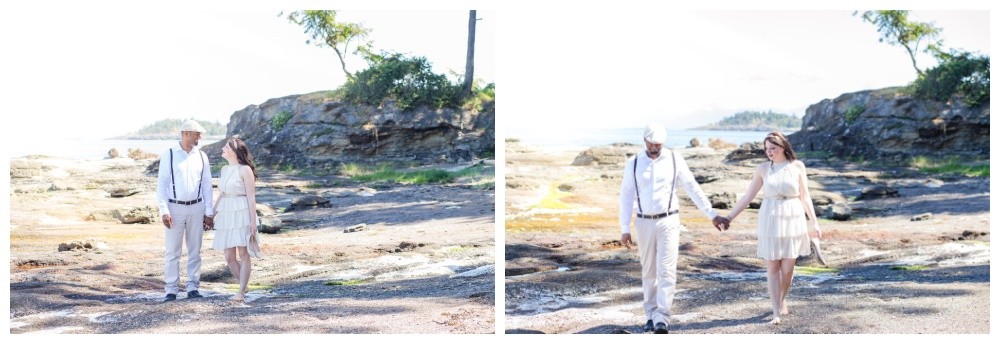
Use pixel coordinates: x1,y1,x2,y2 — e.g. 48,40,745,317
619,149,717,234
156,143,214,217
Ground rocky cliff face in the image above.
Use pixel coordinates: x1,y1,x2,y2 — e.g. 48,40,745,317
203,92,494,169
788,88,989,161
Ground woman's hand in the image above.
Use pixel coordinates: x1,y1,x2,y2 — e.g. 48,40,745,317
810,223,822,239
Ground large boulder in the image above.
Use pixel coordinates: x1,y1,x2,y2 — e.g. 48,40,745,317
571,143,640,166
288,195,331,211
725,142,766,163
198,93,494,170
788,88,989,161
111,207,158,224
258,216,282,234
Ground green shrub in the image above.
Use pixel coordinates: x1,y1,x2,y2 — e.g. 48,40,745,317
339,52,462,111
913,52,990,106
843,105,864,125
271,110,294,132
464,82,495,113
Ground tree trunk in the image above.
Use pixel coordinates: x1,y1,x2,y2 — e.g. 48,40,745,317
462,10,477,98
333,47,353,80
903,44,924,77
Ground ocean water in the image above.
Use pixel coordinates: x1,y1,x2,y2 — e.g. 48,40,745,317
506,127,795,151
9,129,793,160
9,138,224,160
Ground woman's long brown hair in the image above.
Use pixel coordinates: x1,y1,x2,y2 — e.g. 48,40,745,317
228,138,258,180
764,131,797,161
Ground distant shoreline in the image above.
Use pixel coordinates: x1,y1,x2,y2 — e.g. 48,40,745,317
106,135,228,140
689,126,800,132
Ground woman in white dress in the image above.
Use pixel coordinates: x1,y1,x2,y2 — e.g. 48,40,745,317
724,132,822,325
211,138,259,302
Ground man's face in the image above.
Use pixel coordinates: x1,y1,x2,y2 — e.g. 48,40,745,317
644,139,662,157
182,131,202,146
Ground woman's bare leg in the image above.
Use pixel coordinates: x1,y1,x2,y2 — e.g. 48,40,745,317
224,247,241,279
766,259,782,324
779,258,796,316
237,246,252,298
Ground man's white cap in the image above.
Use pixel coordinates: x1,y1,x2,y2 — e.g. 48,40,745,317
643,123,667,144
180,119,207,133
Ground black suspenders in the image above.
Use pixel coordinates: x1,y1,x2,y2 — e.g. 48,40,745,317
168,147,203,203
633,150,676,216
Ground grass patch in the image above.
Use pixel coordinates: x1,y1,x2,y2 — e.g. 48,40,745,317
299,90,339,104
798,151,832,160
505,212,615,232
910,156,989,177
341,163,485,185
890,265,928,271
471,181,495,190
323,279,367,286
225,284,272,292
795,266,840,275
441,245,472,254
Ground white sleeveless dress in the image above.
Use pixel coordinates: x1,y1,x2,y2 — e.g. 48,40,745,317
213,165,252,250
756,161,811,260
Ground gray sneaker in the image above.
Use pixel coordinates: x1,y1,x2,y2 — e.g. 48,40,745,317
187,290,203,298
164,293,177,302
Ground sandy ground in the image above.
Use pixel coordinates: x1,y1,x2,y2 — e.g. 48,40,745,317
503,141,990,334
8,155,495,334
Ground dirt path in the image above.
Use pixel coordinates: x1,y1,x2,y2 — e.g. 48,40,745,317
503,142,989,334
8,156,496,334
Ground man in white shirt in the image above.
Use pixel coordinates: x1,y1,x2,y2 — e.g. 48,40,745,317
156,119,215,302
619,123,730,333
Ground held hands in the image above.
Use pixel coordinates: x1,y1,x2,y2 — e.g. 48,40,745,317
712,216,731,231
203,216,215,231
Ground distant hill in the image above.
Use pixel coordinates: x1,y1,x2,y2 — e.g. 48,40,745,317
111,119,227,139
694,110,801,131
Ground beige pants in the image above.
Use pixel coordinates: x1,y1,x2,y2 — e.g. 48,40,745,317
634,216,681,324
164,202,205,294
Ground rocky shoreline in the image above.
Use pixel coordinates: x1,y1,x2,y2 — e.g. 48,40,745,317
504,140,989,334
8,154,496,334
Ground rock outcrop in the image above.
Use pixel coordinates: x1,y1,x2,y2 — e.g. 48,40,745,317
201,92,494,169
788,88,989,161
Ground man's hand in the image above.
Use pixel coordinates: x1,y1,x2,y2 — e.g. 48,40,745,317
162,214,173,229
712,216,730,231
203,216,215,231
621,233,633,249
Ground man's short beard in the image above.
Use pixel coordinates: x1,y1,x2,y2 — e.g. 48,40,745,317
648,148,660,156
